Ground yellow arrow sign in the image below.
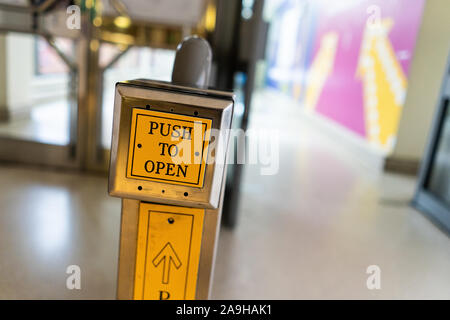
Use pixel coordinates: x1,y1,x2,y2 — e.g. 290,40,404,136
152,242,182,284
133,203,204,300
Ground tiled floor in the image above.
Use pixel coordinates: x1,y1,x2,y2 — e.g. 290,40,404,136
0,90,449,299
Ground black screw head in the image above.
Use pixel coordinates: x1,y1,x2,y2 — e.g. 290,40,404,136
168,218,174,224
137,143,142,148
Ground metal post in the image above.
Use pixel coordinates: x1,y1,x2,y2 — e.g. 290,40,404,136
111,36,234,300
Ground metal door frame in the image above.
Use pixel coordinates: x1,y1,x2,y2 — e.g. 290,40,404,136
412,51,450,233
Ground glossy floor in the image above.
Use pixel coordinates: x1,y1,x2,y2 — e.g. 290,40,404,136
0,90,449,299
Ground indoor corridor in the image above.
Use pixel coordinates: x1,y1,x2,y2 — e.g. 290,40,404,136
0,89,448,299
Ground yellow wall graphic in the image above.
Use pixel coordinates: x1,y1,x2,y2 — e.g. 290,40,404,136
357,18,407,152
304,32,339,112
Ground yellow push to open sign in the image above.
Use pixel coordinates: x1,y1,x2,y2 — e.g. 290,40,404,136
127,108,212,188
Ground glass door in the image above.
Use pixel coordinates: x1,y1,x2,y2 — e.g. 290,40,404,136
0,32,79,169
413,55,450,232
0,1,209,172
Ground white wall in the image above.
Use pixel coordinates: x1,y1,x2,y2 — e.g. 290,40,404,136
6,33,34,111
0,33,35,120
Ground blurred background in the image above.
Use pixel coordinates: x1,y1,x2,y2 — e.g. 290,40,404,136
0,0,449,299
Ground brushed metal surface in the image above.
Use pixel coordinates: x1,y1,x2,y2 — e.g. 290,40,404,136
116,198,140,300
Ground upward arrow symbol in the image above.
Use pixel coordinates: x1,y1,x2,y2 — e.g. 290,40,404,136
152,242,182,284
